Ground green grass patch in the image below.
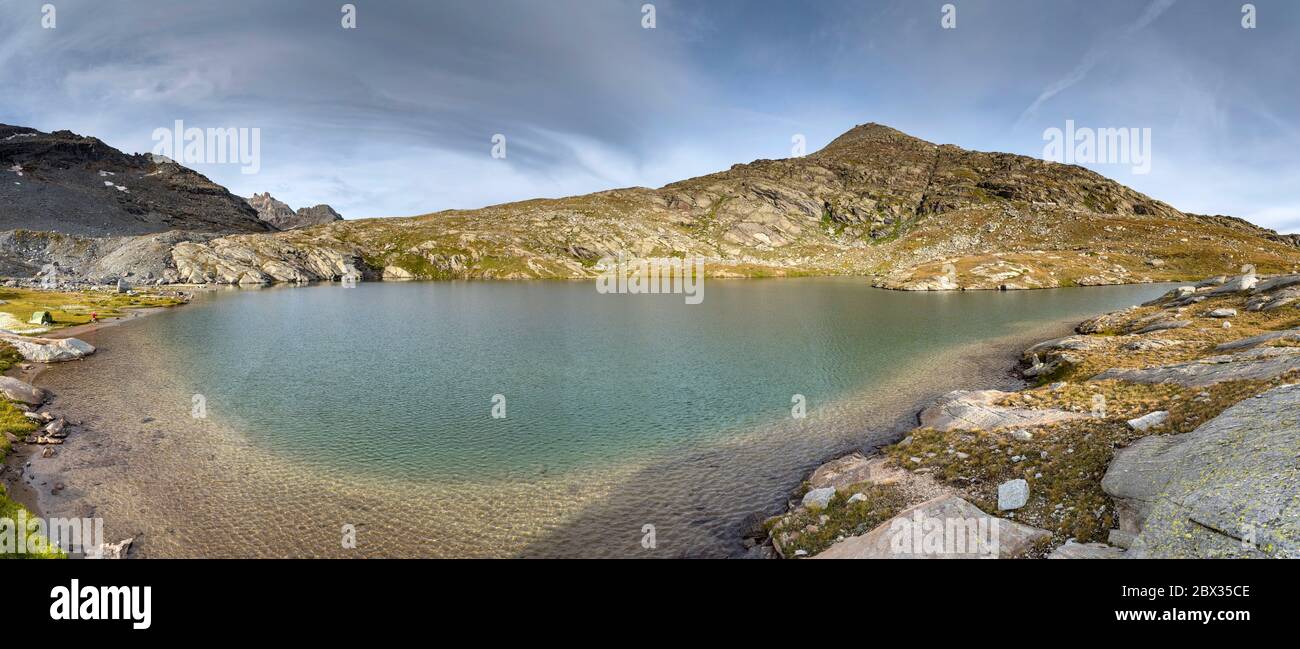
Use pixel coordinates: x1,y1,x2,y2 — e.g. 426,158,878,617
767,483,907,557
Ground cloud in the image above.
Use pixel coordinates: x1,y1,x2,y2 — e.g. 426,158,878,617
1017,0,1178,125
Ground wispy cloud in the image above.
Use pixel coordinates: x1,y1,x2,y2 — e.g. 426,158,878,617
1017,0,1178,125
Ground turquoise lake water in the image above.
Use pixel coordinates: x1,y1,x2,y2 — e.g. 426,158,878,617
45,278,1171,557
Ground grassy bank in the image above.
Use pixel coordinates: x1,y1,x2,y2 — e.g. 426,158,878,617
1,340,62,558
0,287,184,334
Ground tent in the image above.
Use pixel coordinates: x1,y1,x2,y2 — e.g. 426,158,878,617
29,311,53,325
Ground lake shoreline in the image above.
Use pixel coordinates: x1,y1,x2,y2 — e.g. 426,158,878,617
3,280,1167,558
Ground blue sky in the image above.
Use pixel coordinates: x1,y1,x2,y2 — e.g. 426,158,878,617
1,0,1297,230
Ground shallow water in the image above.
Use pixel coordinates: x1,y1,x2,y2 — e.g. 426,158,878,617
28,278,1168,557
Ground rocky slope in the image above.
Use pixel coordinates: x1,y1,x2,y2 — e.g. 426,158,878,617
0,124,272,237
763,271,1299,559
3,122,1299,287
247,192,344,231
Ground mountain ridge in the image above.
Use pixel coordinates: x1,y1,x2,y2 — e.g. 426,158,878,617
0,124,272,237
2,121,1298,289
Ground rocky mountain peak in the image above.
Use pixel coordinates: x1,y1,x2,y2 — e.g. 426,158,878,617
0,123,271,237
247,192,344,230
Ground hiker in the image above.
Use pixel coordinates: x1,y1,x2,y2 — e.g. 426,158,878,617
90,312,99,323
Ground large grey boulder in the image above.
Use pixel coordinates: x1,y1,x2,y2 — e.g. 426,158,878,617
0,333,95,363
1092,346,1300,387
919,389,1087,432
0,376,46,405
1101,384,1300,558
815,495,1050,559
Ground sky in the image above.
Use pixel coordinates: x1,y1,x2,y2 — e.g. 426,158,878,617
1,0,1298,231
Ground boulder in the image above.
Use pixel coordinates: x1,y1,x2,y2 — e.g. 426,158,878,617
1206,308,1237,318
0,332,96,362
0,376,45,405
1021,335,1101,360
808,454,901,491
997,479,1029,511
800,487,836,510
1204,273,1257,296
1047,541,1126,559
815,495,1050,559
382,266,416,280
1092,347,1300,388
1101,384,1300,558
1126,411,1168,432
919,389,1087,432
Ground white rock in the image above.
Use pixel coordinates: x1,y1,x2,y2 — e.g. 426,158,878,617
1207,308,1237,318
1126,410,1169,432
846,493,868,504
801,487,836,510
997,479,1029,511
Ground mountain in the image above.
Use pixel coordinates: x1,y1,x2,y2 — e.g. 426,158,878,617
248,192,344,231
0,124,272,237
3,122,1299,288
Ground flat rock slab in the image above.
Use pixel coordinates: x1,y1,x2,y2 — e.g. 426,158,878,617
1091,347,1300,388
1047,541,1126,559
0,376,46,405
1215,328,1300,352
1101,384,1300,558
919,389,1088,432
0,332,96,362
808,454,902,491
815,495,1050,559
1135,319,1191,334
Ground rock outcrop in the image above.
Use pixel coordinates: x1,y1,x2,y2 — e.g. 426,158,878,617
248,192,344,231
918,389,1088,431
815,495,1050,559
1101,384,1300,558
1091,347,1300,387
